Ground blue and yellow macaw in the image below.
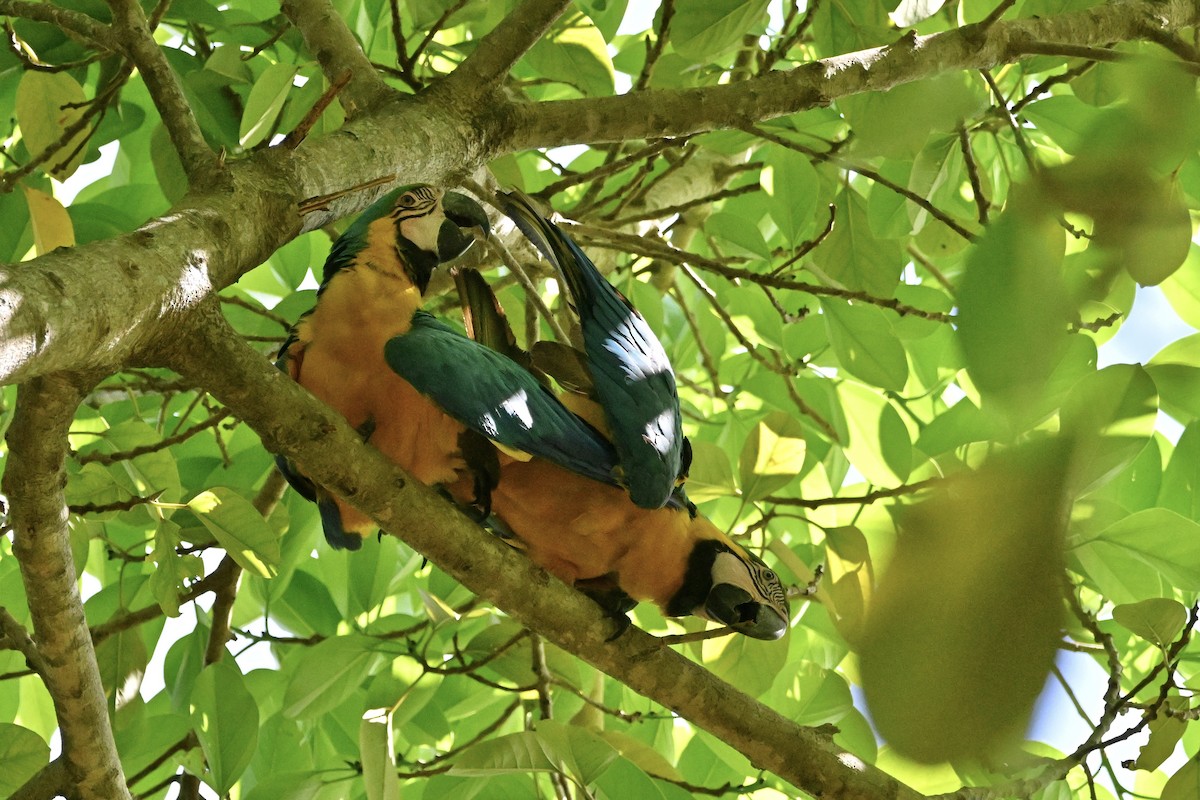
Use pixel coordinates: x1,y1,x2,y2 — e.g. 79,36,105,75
384,257,787,638
275,184,490,549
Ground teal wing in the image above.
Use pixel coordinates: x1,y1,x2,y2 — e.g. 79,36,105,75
385,312,621,488
498,191,685,509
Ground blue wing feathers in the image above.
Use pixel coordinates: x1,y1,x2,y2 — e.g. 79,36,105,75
385,312,621,489
499,191,684,509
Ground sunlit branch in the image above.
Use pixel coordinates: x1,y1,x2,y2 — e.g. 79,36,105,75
107,0,221,183
4,373,132,800
767,476,944,508
442,0,571,94
0,0,119,50
280,0,392,115
633,0,673,90
505,0,1200,150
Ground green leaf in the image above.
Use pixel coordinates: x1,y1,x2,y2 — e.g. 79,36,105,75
1059,364,1158,493
190,659,260,795
189,487,280,578
15,70,91,179
702,624,788,698
1112,598,1188,649
860,442,1067,763
824,525,874,643
525,15,615,96
1071,508,1200,599
811,188,904,298
0,723,49,796
738,412,807,501
1161,423,1200,521
449,730,554,776
1162,245,1200,328
360,708,400,800
762,145,819,243
1161,756,1200,800
685,440,738,502
1134,694,1188,772
671,0,770,62
957,196,1069,414
282,634,384,719
239,62,297,148
707,211,771,261
821,298,908,392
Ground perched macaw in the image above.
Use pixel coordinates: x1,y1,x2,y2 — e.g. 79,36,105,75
385,267,790,640
275,184,490,549
497,191,687,510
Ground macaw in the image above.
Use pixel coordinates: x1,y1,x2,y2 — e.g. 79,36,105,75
275,184,490,549
384,267,790,640
496,191,687,510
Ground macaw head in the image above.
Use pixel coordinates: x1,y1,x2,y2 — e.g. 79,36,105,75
325,184,490,293
666,531,789,640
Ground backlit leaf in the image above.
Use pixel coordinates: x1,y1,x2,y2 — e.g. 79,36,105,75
239,62,296,148
1112,598,1188,649
189,487,280,578
190,659,259,795
22,186,74,255
860,442,1067,762
821,298,908,392
672,0,770,62
0,723,49,796
15,70,91,179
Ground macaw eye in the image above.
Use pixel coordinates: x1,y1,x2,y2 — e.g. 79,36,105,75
762,570,775,581
397,193,418,208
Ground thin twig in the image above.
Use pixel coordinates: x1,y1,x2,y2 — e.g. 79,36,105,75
281,69,353,149
767,477,944,508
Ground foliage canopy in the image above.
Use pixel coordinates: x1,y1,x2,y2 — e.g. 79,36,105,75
1,0,1199,798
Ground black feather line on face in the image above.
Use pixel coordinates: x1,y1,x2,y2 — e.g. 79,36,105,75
394,234,438,295
665,539,725,617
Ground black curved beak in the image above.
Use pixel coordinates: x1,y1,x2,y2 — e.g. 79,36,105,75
438,191,490,262
706,583,788,641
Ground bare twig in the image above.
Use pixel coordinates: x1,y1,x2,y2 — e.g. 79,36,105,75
281,69,353,149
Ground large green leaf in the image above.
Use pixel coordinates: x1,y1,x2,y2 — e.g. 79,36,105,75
811,188,904,297
15,70,90,179
189,487,280,578
671,0,770,62
957,196,1069,415
282,634,385,719
0,723,49,796
239,62,296,148
1071,508,1200,598
859,442,1067,762
190,659,260,795
821,298,908,392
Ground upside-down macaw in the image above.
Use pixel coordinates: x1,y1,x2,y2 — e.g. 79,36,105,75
384,266,789,640
275,184,490,549
496,191,688,510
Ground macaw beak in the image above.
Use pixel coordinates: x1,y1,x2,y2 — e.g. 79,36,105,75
705,582,788,641
438,191,490,262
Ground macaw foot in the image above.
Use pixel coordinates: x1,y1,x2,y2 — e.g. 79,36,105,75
576,577,637,641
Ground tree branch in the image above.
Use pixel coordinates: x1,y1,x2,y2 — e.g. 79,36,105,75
155,301,925,800
280,0,392,115
502,0,1200,148
441,0,571,94
2,373,132,800
106,0,220,182
0,0,119,50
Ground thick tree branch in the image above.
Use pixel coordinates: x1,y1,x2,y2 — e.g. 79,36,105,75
441,0,570,94
106,0,220,181
156,302,925,800
0,0,1183,391
280,0,392,115
2,373,131,800
0,0,119,50
502,0,1200,148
